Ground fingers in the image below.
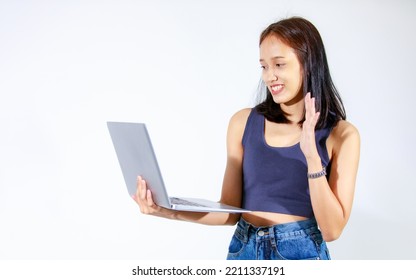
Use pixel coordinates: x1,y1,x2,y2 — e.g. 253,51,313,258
304,92,319,127
146,189,154,207
300,93,320,158
305,92,314,116
133,176,159,215
139,176,146,200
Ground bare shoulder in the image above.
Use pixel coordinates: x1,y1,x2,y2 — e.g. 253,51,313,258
332,120,360,140
329,120,360,152
228,108,252,131
226,108,252,145
230,108,252,123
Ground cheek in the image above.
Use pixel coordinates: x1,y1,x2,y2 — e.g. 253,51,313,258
261,71,268,83
294,75,303,88
287,68,303,88
286,76,302,93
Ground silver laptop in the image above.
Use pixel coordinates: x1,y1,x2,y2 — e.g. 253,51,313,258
107,122,250,213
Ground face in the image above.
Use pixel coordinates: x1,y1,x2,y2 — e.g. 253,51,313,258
259,35,303,106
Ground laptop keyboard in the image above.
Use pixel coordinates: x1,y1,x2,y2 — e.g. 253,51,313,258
170,197,208,208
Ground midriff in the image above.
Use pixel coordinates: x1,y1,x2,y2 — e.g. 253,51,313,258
242,211,308,227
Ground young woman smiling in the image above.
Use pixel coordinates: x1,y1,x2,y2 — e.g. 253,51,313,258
133,16,360,260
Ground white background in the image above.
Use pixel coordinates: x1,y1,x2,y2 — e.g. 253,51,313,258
0,0,415,260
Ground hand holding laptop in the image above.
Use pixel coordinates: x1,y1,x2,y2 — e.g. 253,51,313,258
132,175,171,218
107,122,250,214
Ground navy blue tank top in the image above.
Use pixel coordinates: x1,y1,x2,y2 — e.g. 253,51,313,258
242,109,333,218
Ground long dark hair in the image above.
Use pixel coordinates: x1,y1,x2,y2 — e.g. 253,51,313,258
255,17,346,129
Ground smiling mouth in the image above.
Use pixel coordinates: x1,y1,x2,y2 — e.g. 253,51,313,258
270,84,284,94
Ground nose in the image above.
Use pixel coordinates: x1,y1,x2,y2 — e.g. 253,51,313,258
264,68,278,84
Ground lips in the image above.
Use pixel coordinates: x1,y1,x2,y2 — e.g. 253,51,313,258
270,84,284,95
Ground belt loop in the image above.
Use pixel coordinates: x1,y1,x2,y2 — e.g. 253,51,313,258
243,219,250,243
269,225,277,249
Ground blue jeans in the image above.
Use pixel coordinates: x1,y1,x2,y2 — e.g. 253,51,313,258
226,217,331,260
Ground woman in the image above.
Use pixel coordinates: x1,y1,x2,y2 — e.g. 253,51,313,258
133,16,360,260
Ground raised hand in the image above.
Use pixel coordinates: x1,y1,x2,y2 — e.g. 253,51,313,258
300,92,320,161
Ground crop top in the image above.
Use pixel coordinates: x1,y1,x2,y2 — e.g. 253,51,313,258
242,109,333,218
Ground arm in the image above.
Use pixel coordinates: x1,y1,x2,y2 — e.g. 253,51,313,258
301,93,360,241
132,109,249,226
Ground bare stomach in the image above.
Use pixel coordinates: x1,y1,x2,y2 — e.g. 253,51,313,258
242,211,308,227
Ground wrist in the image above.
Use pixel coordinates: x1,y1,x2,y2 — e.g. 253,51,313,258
165,208,178,220
307,166,326,179
306,156,322,171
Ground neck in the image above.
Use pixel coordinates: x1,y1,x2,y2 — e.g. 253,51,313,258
280,94,305,124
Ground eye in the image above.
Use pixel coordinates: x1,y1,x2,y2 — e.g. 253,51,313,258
276,63,285,67
260,65,267,70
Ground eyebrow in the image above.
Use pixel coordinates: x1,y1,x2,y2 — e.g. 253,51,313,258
259,56,285,62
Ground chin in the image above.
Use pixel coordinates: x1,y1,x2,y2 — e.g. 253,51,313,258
272,95,286,104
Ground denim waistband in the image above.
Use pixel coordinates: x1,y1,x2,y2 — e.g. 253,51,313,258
235,217,320,242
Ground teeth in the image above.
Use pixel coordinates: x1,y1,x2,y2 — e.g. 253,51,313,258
271,85,283,91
